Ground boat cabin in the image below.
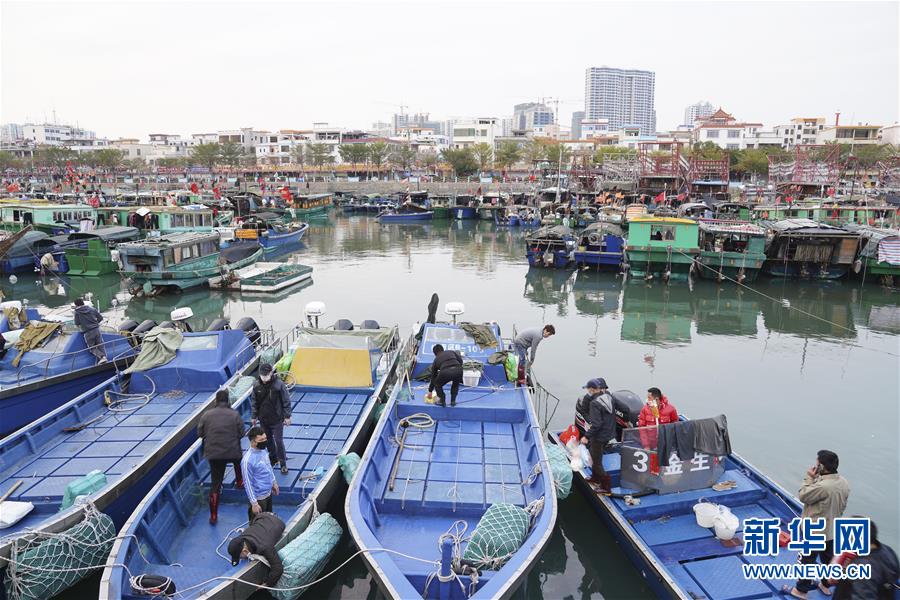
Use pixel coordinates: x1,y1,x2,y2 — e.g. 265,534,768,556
0,203,96,235
117,232,221,274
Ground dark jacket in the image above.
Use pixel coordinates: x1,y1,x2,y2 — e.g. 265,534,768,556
252,377,291,426
834,544,899,600
73,305,103,332
197,400,244,461
432,350,463,374
240,512,285,587
587,391,616,443
575,393,592,435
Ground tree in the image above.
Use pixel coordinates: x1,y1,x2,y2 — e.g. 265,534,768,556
339,143,368,166
522,139,547,166
420,150,439,172
688,142,725,160
390,145,417,171
156,157,186,169
123,158,146,171
367,141,390,171
494,141,522,171
544,142,572,167
93,148,126,171
441,147,479,177
732,149,770,177
190,143,221,169
218,142,244,167
306,143,333,167
291,144,306,170
0,151,20,171
33,145,75,168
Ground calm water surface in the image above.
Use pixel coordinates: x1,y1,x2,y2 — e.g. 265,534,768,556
11,215,896,599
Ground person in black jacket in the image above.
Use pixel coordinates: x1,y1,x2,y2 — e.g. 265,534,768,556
428,344,463,407
198,389,245,525
251,364,292,474
227,511,285,588
581,378,615,494
832,519,899,600
73,298,106,362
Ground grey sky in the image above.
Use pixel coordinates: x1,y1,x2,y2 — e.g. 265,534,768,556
2,0,897,139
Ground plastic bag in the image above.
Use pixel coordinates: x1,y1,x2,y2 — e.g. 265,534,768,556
579,443,592,468
559,424,579,446
504,353,518,382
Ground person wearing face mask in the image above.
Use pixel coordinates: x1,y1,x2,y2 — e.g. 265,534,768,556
251,364,292,475
637,387,677,427
240,426,280,523
227,508,285,588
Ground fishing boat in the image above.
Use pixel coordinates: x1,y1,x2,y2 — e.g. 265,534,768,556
0,203,96,235
346,311,557,599
0,229,50,274
0,316,266,600
550,406,835,600
813,200,899,229
100,310,401,600
849,225,900,285
64,227,143,277
762,219,859,280
625,217,699,282
451,195,478,220
32,226,140,275
574,222,626,269
118,232,264,294
696,220,767,283
232,213,308,255
98,205,220,234
286,193,332,219
525,225,577,268
377,203,434,223
209,261,314,293
0,302,137,437
429,195,452,219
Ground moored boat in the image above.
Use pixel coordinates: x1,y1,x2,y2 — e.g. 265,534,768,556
526,225,577,268
232,213,308,255
849,225,900,285
346,313,557,599
377,203,434,223
696,220,767,283
451,195,478,220
574,222,626,269
100,312,401,600
625,217,699,282
762,219,859,280
285,193,332,219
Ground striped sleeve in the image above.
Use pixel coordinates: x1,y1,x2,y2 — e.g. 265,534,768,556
241,453,257,505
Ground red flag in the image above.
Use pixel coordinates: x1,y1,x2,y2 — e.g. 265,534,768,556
654,192,666,203
775,195,782,204
213,186,221,200
785,195,794,204
476,186,483,196
190,182,199,194
280,186,292,202
827,187,835,197
6,183,20,193
676,193,685,202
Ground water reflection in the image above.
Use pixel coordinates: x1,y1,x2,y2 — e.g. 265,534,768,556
621,283,695,347
694,287,760,337
572,271,622,318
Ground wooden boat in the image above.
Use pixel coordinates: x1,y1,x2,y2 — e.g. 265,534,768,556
550,408,840,600
118,232,263,294
232,213,308,255
210,261,313,293
0,203,96,235
377,203,434,222
696,220,767,283
100,318,401,599
625,217,699,282
574,222,625,269
346,319,557,599
429,195,452,219
0,229,50,273
0,321,266,599
98,205,220,234
451,195,478,220
285,193,332,219
850,225,900,285
762,219,859,280
34,226,140,275
525,225,577,268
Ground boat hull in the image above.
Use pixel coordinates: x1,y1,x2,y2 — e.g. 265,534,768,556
527,248,574,268
626,246,698,281
378,212,433,222
696,251,765,283
452,206,477,220
124,247,264,291
432,207,449,219
574,251,624,268
763,261,848,280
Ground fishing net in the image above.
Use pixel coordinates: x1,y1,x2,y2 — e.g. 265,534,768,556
229,376,256,402
461,503,529,570
260,346,283,368
337,453,360,484
3,501,116,600
545,444,572,499
274,512,343,600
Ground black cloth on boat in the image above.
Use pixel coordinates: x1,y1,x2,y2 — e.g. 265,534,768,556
459,322,497,348
427,293,439,324
657,415,731,466
487,351,508,365
693,414,731,456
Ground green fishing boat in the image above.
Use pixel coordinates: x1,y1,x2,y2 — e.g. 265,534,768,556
851,226,900,285
63,226,141,276
429,194,451,219
696,220,767,283
118,232,263,293
284,193,332,219
0,202,96,235
625,217,699,282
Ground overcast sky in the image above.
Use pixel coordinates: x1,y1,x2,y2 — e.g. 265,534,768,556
1,0,897,139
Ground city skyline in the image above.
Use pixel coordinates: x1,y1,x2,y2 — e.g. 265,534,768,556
1,1,897,140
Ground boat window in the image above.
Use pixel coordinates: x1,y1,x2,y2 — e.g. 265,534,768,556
650,225,675,241
179,335,219,351
163,249,174,266
174,246,183,262
201,240,216,255
424,327,472,342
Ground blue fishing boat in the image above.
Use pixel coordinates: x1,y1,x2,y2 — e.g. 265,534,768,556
0,229,50,274
233,213,308,255
451,195,478,220
0,316,265,599
30,226,141,274
99,314,401,599
574,222,626,269
551,402,852,600
525,225,577,268
346,314,557,599
378,203,434,223
0,302,136,437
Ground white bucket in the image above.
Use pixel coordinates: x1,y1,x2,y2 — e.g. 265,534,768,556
714,510,740,540
462,370,480,387
693,502,722,528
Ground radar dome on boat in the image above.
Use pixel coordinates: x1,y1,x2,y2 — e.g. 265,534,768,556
170,307,194,322
304,301,326,318
444,302,465,316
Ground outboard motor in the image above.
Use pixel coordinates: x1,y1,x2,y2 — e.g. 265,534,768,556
129,319,158,344
234,317,261,346
157,321,176,330
360,320,380,330
205,318,230,332
334,319,354,331
611,390,644,441
117,319,140,335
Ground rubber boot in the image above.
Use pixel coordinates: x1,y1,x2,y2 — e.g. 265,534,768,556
233,465,244,490
208,492,219,525
598,474,613,495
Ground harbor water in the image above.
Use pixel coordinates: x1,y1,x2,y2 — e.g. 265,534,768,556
9,215,896,599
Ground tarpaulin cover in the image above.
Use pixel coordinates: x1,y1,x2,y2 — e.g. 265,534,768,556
459,322,498,348
12,321,61,367
123,326,183,374
289,334,373,388
296,326,397,352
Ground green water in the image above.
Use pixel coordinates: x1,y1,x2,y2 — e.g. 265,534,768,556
11,215,896,599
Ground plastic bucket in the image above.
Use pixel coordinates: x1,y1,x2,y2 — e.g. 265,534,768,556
714,511,740,540
462,370,480,387
693,502,721,528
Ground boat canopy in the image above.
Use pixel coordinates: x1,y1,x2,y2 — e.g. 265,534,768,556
854,227,900,262
766,219,855,236
288,332,380,388
698,220,765,236
581,222,624,238
4,231,48,258
527,225,574,240
67,225,140,243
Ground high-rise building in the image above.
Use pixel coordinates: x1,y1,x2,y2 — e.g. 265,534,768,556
512,102,555,132
683,101,715,127
570,111,585,140
1,123,24,144
584,66,656,135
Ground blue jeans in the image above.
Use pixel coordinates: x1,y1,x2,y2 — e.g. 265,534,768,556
514,344,528,367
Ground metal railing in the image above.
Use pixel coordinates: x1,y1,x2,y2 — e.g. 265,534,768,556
12,332,137,387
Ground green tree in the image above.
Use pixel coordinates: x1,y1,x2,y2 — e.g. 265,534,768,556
367,141,390,171
688,142,725,159
471,142,494,173
420,150,439,172
190,143,221,169
522,139,547,166
494,141,523,171
441,147,479,177
291,144,306,170
732,149,770,177
33,145,75,168
339,143,368,165
218,142,244,167
306,143,333,167
0,151,20,171
93,148,126,170
390,145,417,171
123,158,146,171
156,157,186,169
544,142,572,167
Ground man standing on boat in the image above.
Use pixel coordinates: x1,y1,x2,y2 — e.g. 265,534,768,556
427,344,463,407
512,325,555,372
581,378,615,495
787,450,850,600
198,389,245,525
72,298,106,363
240,426,279,523
251,364,292,474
